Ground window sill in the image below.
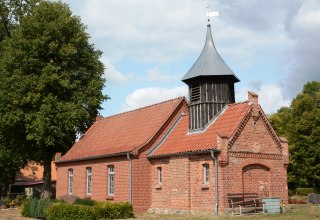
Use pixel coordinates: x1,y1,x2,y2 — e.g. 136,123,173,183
85,195,91,199
156,184,162,189
106,196,114,200
202,184,210,189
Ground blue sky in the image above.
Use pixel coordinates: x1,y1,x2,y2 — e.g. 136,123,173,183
62,0,320,116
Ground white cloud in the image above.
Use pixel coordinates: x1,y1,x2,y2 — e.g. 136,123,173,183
101,57,128,83
236,84,290,114
120,86,188,112
282,0,320,97
146,68,180,82
71,0,204,63
67,0,296,66
62,0,320,113
291,0,320,32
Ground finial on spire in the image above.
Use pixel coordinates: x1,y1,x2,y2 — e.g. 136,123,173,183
206,2,220,25
206,4,211,23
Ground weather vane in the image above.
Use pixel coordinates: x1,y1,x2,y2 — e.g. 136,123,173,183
206,2,219,23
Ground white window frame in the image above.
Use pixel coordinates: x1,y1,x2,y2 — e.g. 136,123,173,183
68,169,73,195
157,167,162,185
203,164,210,184
108,166,114,196
86,167,92,195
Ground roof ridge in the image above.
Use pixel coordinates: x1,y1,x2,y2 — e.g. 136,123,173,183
99,96,185,120
228,101,249,106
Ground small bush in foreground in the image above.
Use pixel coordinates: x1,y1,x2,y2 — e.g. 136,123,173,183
15,195,27,206
21,198,54,219
46,201,134,220
46,203,98,220
96,202,134,219
296,188,315,196
74,198,96,206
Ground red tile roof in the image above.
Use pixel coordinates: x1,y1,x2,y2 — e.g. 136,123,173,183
149,102,252,157
58,97,186,163
16,161,57,182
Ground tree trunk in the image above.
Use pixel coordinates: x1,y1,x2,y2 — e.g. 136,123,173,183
42,156,52,199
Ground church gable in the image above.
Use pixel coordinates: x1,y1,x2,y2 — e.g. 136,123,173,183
230,108,282,155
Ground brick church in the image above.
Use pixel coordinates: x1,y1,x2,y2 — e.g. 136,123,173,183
55,24,289,214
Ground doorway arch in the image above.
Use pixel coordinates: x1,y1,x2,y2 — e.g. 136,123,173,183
242,164,270,198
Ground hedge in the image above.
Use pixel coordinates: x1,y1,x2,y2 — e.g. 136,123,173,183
74,198,96,206
96,202,134,219
46,201,134,220
296,188,315,196
46,203,98,220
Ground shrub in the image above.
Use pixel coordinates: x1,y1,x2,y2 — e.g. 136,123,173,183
45,201,134,220
15,195,27,206
96,202,134,219
3,198,10,207
21,198,55,219
288,189,295,196
296,188,315,196
74,198,96,206
46,203,98,220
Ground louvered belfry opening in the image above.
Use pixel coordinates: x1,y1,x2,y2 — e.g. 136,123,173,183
186,76,235,130
182,24,239,131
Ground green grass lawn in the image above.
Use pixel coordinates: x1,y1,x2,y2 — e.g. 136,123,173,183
132,204,320,220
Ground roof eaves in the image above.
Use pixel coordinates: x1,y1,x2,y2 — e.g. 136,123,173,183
148,149,221,159
55,151,129,165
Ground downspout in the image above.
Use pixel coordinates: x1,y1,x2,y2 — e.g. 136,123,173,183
127,153,132,204
210,150,219,216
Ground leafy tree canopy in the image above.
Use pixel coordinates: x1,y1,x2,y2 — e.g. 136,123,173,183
0,0,40,198
269,81,320,190
0,0,40,41
0,0,108,197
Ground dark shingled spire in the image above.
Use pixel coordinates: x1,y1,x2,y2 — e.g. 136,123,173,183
182,24,239,83
182,24,240,131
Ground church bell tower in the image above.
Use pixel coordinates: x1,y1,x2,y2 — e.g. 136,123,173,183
182,24,240,130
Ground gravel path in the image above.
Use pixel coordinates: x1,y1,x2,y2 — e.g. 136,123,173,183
0,208,34,220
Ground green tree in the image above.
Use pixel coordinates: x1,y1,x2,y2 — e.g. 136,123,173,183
269,81,320,190
0,0,40,41
0,0,40,198
0,1,108,198
0,145,25,197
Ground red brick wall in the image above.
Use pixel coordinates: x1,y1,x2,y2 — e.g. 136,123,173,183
132,153,151,212
243,164,270,198
189,156,216,211
131,101,188,212
150,156,191,210
56,101,188,212
149,114,288,213
56,156,130,202
56,104,288,214
150,155,217,213
219,115,289,210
